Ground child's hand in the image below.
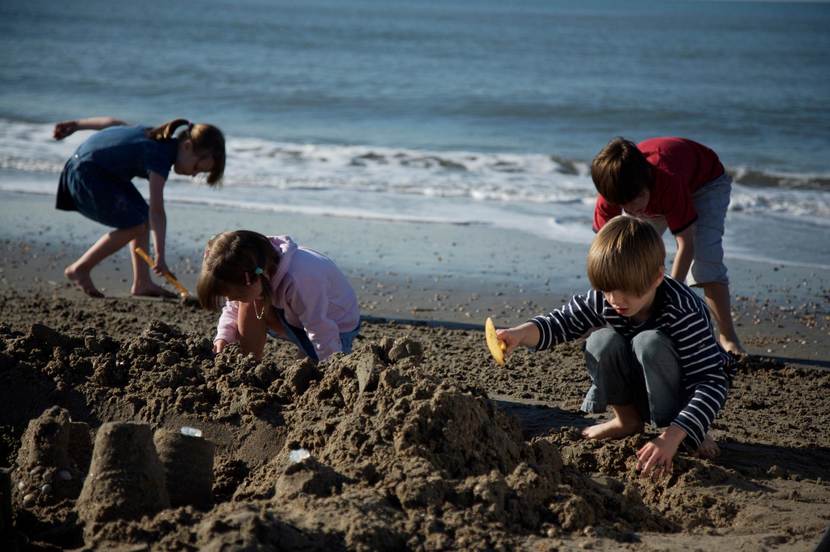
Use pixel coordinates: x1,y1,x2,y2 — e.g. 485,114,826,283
213,339,227,354
495,328,522,355
636,425,686,479
153,258,171,277
495,322,539,355
53,120,78,140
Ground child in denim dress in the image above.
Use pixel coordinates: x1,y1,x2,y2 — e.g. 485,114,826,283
53,116,225,297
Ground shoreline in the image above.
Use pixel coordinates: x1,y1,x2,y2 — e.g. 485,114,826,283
1,189,828,366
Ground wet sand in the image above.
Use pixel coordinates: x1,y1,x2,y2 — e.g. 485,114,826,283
1,191,829,550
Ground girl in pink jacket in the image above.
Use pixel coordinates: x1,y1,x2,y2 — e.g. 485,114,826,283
198,230,360,362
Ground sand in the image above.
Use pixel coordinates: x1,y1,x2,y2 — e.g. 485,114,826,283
1,192,829,550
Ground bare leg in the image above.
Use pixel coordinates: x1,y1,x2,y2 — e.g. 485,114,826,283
129,228,176,298
238,301,269,361
65,224,145,298
702,282,745,355
582,403,644,440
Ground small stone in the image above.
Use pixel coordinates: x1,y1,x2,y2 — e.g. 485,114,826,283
289,448,311,463
57,469,72,481
41,483,52,494
180,426,203,438
30,466,42,476
17,481,25,491
22,493,35,507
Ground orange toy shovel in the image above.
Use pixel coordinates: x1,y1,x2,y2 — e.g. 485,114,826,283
134,246,190,297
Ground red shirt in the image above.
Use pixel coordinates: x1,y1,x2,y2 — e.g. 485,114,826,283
593,137,725,234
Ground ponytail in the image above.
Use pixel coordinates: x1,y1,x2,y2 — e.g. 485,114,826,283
147,118,190,140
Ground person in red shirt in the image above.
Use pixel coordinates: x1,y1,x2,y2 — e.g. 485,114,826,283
591,137,744,355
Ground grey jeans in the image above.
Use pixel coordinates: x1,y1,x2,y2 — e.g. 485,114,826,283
634,172,732,286
582,328,682,426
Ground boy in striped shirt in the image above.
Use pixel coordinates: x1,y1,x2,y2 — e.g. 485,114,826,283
496,216,734,477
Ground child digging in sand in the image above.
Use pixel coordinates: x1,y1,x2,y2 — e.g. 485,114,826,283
53,116,225,298
495,216,734,477
198,230,360,362
591,136,744,355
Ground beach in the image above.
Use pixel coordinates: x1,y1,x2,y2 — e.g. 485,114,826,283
3,0,830,548
1,191,829,550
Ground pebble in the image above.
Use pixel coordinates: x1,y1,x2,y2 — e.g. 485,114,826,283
288,448,311,463
41,483,52,494
180,426,203,438
57,469,72,481
17,481,25,491
22,493,35,507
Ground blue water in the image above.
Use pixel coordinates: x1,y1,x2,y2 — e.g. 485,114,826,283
1,0,829,266
2,0,829,172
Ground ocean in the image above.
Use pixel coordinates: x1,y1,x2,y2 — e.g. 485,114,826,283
1,0,829,268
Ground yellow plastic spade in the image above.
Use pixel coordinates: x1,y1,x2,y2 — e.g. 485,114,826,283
485,317,506,366
134,246,190,297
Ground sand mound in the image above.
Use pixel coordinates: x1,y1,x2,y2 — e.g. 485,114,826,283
2,321,825,549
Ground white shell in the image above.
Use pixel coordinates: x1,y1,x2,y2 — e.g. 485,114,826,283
288,448,311,463
180,426,203,438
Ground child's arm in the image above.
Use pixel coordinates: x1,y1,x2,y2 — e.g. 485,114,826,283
496,322,540,355
671,224,696,281
147,172,170,276
662,279,731,451
53,116,127,140
496,291,605,358
529,290,606,351
214,299,241,352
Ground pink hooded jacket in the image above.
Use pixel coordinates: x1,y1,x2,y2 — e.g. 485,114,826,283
214,236,360,361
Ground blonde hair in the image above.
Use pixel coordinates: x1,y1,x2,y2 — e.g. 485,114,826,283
197,231,280,311
591,137,653,205
587,216,665,295
147,119,226,185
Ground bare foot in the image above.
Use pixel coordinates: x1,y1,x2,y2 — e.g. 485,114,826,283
131,282,178,299
582,417,643,440
64,265,104,298
719,335,746,357
695,434,720,459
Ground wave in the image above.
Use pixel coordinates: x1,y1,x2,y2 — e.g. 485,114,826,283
730,167,830,191
1,118,829,220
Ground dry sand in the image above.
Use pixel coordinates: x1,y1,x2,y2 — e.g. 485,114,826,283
1,191,829,550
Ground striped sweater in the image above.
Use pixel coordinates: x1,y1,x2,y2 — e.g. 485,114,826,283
530,276,734,450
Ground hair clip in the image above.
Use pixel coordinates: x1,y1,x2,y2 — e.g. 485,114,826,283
254,267,264,276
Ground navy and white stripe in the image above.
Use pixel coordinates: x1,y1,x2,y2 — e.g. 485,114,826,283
530,276,734,450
